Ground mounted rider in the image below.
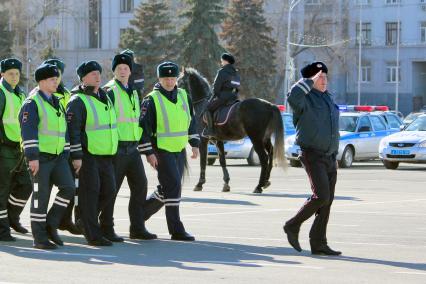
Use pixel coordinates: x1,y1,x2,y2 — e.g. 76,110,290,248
204,53,241,137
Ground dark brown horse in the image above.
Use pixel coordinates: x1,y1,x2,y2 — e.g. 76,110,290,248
178,68,286,193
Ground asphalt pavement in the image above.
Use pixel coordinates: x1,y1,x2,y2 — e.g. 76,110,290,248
0,158,425,284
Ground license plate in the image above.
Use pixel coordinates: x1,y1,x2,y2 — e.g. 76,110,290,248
391,149,410,155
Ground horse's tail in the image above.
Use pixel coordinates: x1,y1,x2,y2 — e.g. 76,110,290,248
270,105,288,170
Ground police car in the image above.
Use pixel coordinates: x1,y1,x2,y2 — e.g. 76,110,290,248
207,106,296,166
285,105,402,168
379,114,426,169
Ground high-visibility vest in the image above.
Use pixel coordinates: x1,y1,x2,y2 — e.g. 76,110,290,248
150,88,191,152
53,89,71,109
77,92,118,155
30,92,67,154
0,80,26,142
104,80,142,142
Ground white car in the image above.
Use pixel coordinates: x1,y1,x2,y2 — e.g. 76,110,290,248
379,114,426,169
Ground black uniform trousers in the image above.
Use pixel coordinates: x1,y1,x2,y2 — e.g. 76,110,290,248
30,152,75,244
0,145,32,238
286,149,337,246
145,149,186,235
99,145,148,234
78,152,116,241
59,160,79,227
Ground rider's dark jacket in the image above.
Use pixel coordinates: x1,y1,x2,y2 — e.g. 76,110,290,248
212,64,240,101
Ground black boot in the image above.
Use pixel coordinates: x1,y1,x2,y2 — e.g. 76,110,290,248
58,222,83,235
34,240,57,250
130,227,158,240
102,227,124,242
311,243,342,256
88,237,113,247
47,225,64,246
171,231,195,241
204,111,215,137
283,223,302,252
10,222,28,234
0,234,16,242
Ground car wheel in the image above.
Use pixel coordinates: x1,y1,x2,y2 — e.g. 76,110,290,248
207,158,216,165
289,159,302,167
382,159,399,170
339,146,354,168
247,148,260,166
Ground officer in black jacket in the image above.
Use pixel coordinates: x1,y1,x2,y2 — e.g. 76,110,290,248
283,62,341,256
0,58,33,240
121,49,145,99
204,53,240,137
139,62,200,241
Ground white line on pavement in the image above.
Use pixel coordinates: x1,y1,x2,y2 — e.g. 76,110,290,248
393,271,426,275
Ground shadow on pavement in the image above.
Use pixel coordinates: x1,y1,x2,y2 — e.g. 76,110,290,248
237,192,362,202
0,237,300,271
182,197,259,206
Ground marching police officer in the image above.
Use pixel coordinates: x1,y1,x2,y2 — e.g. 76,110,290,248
41,59,81,235
99,54,156,242
204,53,240,137
0,58,33,241
19,63,75,249
120,49,145,99
67,61,118,246
283,62,341,255
140,62,199,241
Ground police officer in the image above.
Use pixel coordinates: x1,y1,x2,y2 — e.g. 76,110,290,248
19,63,75,249
42,58,81,235
0,58,33,241
67,60,118,246
283,62,341,256
120,49,145,99
99,54,156,242
204,53,240,137
140,62,199,241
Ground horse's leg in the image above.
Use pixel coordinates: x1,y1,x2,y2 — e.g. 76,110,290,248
251,138,269,194
194,136,208,191
216,141,230,192
263,138,273,189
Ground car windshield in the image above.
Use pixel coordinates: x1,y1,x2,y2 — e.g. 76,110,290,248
405,116,426,131
403,113,421,123
339,116,358,132
282,114,295,131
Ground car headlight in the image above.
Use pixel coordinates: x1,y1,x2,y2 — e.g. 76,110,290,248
417,141,426,147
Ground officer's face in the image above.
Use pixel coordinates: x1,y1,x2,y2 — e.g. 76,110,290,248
1,69,20,88
220,59,228,67
82,70,102,88
313,73,328,93
114,64,131,83
159,77,177,92
39,77,59,94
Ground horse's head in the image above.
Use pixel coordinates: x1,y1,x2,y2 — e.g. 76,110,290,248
178,67,212,103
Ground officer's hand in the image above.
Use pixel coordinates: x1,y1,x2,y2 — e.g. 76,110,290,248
310,70,322,83
28,160,39,176
191,147,199,159
72,159,82,174
147,154,158,169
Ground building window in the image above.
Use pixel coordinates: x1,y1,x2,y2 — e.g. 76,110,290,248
386,22,400,46
421,22,426,43
361,64,371,83
386,63,401,83
305,0,320,5
356,0,371,4
120,0,134,13
356,23,372,46
89,0,102,48
48,30,60,49
385,0,400,4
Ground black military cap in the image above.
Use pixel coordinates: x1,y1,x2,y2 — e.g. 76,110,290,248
43,58,65,74
157,61,179,78
221,53,235,65
112,53,132,72
76,60,102,80
300,61,328,78
1,58,22,73
34,63,60,82
120,49,135,61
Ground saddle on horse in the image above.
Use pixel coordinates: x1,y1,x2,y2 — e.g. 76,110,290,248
202,100,240,137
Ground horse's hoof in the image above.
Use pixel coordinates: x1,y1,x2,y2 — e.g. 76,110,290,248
222,184,230,192
194,185,203,191
253,187,263,194
262,181,271,189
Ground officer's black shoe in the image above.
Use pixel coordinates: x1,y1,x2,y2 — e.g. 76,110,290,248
103,231,124,242
130,229,158,240
10,222,29,234
0,234,16,242
47,226,64,246
33,240,57,250
171,232,195,241
88,237,113,247
58,222,83,235
311,245,342,256
283,224,302,252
